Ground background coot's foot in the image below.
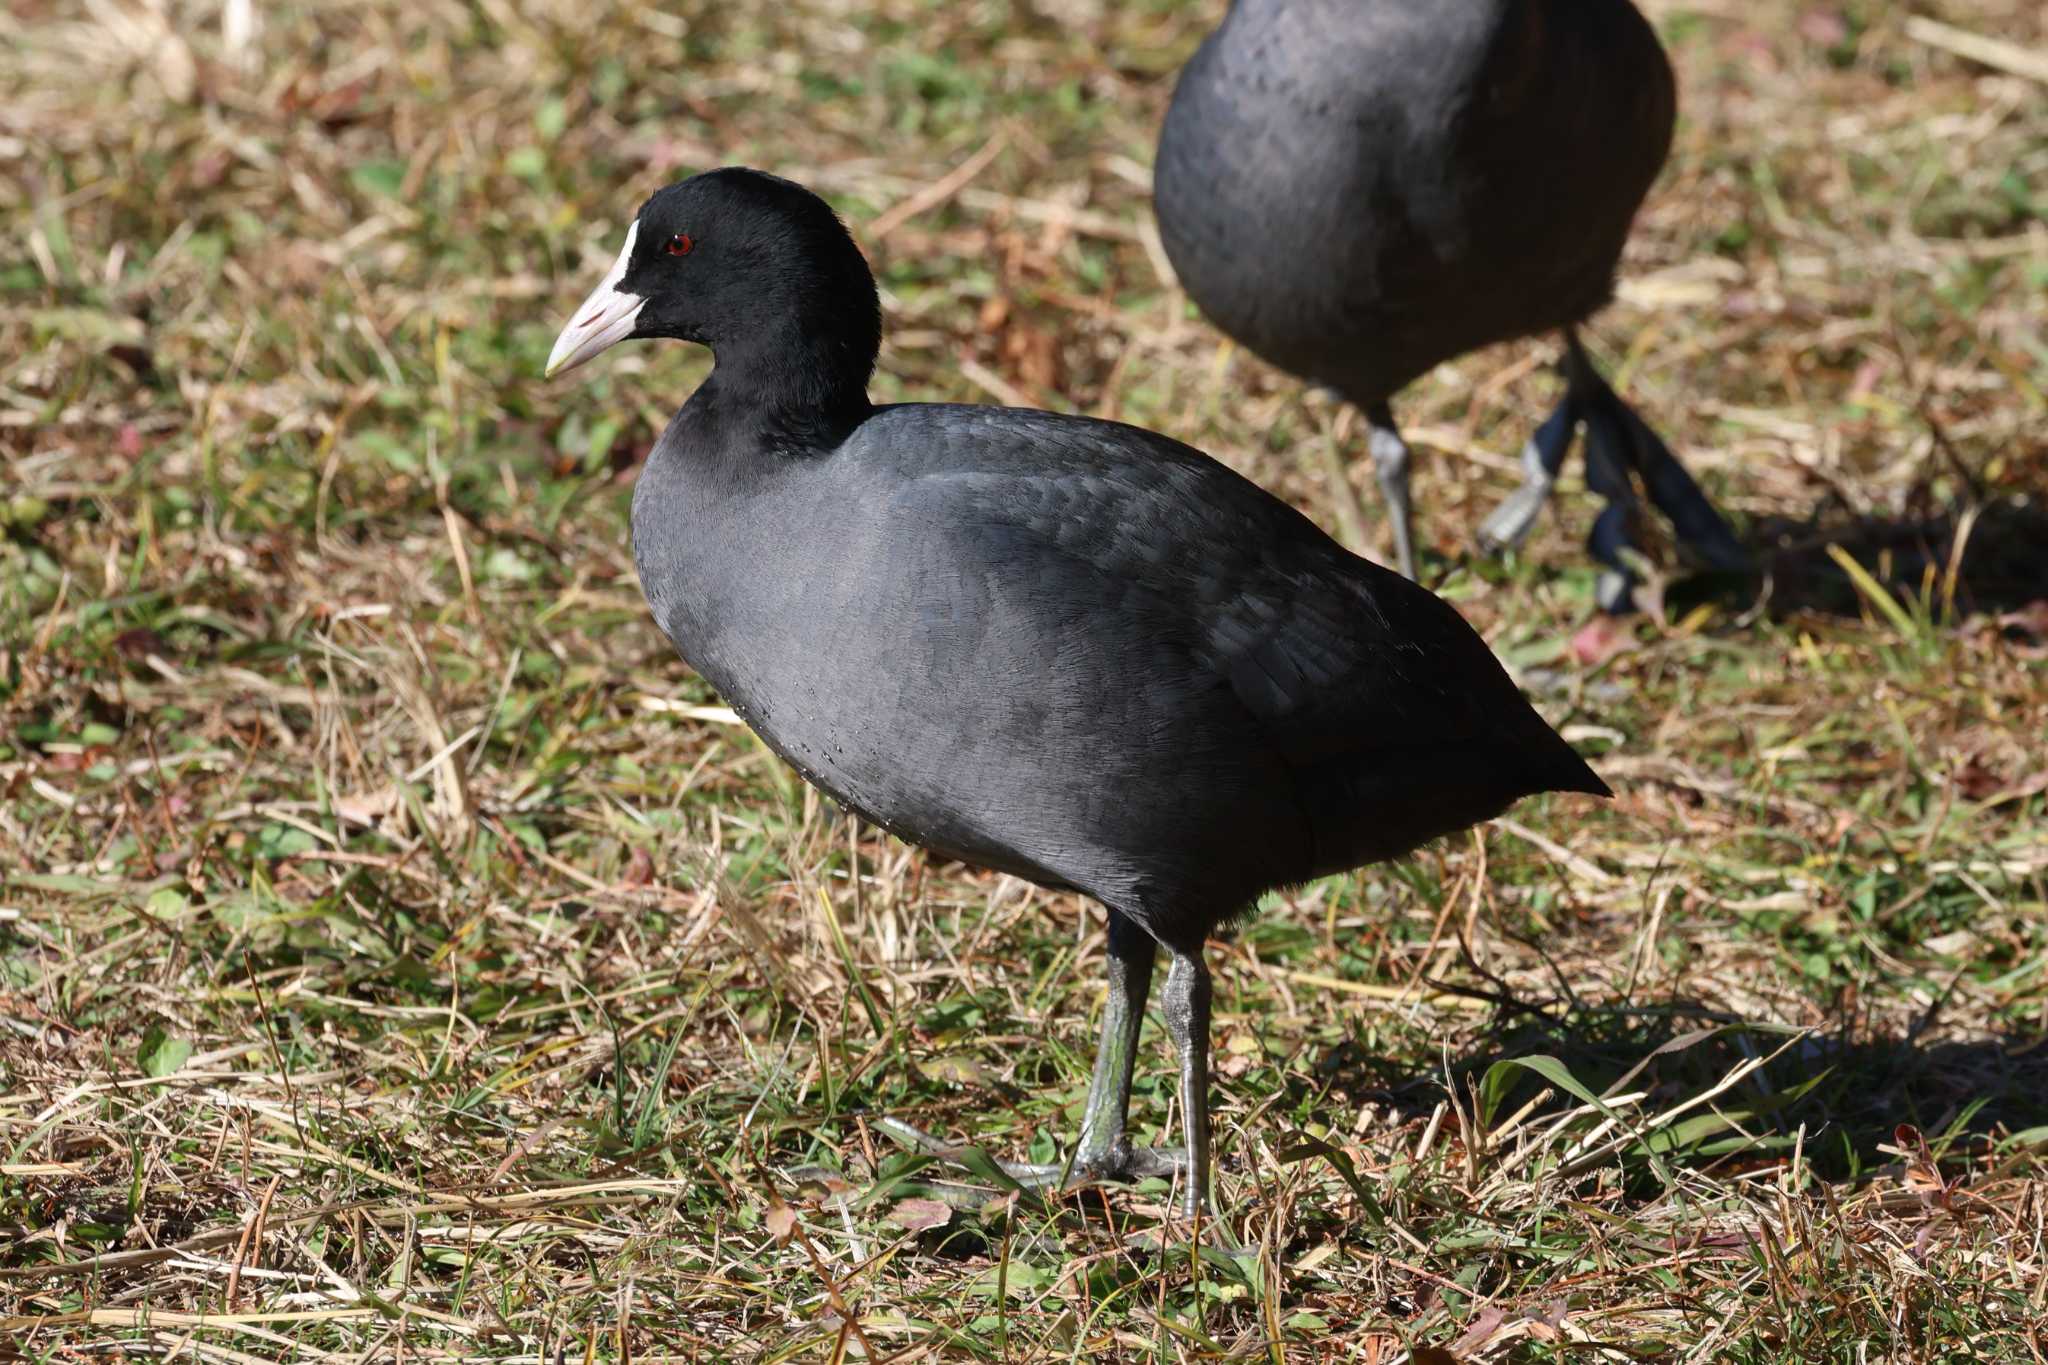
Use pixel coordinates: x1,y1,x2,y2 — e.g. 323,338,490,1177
1602,387,1753,576
1581,396,1655,615
1477,396,1581,556
1478,331,1750,614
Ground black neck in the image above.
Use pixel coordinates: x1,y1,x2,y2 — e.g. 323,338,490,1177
688,329,874,452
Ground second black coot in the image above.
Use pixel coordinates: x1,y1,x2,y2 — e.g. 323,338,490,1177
547,167,1609,1217
1155,0,1748,610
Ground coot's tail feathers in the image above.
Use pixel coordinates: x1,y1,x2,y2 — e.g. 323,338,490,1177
1297,724,1608,880
1508,707,1612,801
1537,742,1613,800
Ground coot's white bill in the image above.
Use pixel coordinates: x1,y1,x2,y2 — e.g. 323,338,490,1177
546,220,644,378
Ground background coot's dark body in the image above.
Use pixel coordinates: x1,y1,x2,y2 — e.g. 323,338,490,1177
1154,0,1676,407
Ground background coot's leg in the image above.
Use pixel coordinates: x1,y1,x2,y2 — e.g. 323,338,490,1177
1479,329,1748,608
1160,945,1213,1220
1476,395,1581,555
1580,409,1651,614
1364,401,1419,581
1603,392,1752,575
1570,331,1749,591
1308,396,1417,579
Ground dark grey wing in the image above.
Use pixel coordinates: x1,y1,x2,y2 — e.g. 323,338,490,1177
881,406,1555,772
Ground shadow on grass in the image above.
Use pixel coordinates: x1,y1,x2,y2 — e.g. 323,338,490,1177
1317,999,2048,1181
1671,494,2048,622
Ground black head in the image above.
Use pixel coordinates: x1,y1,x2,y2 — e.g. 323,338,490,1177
546,169,882,415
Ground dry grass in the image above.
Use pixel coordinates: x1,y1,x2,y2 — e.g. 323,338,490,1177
4,0,2047,1359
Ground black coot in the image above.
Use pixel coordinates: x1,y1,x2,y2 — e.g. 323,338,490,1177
547,167,1610,1217
1155,0,1748,610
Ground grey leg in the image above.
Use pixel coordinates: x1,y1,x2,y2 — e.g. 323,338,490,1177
1074,909,1157,1171
874,909,1183,1199
1364,402,1419,582
1477,398,1581,554
1160,946,1213,1220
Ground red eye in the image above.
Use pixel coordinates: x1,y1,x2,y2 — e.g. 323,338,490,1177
666,233,694,257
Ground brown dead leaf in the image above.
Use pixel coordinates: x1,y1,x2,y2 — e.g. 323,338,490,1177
1002,322,1059,392
1217,1028,1259,1078
152,30,199,104
1449,1306,1507,1356
887,1198,954,1232
1952,757,2005,801
187,149,230,191
113,627,166,660
792,1170,854,1202
1798,9,1849,46
334,787,400,827
622,845,656,887
764,1197,797,1245
1993,601,2048,651
1891,1124,1952,1211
